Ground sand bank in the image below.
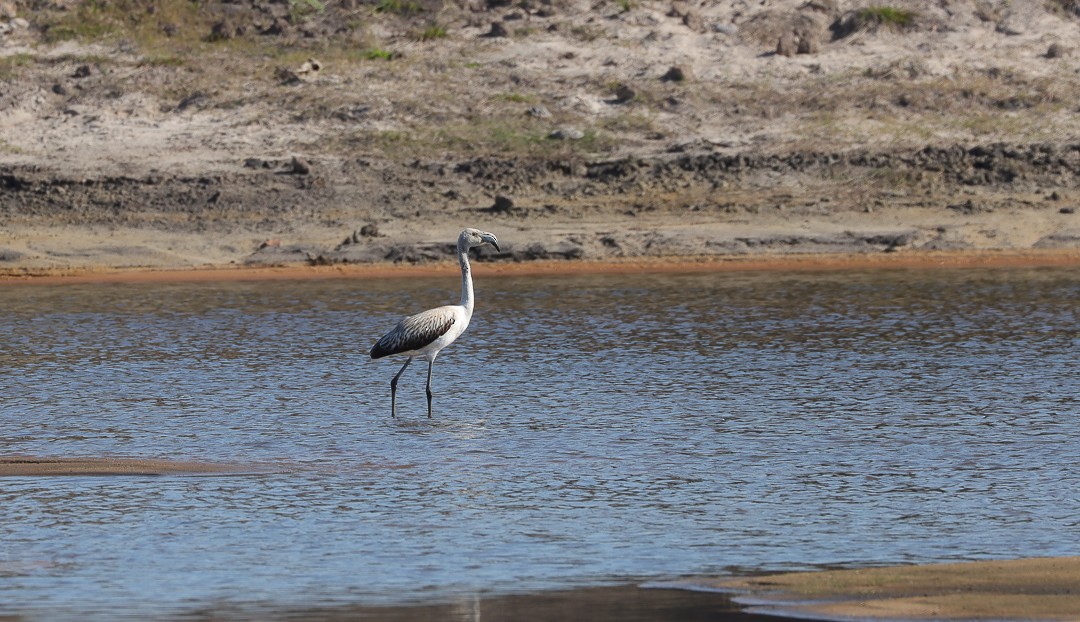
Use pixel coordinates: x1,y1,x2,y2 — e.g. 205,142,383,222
703,557,1080,620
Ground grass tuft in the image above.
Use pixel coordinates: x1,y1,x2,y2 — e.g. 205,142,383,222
0,53,35,79
375,0,423,15
857,6,918,28
363,48,396,61
289,0,325,22
417,23,447,41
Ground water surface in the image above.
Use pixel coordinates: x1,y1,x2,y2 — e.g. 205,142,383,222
2,267,1079,619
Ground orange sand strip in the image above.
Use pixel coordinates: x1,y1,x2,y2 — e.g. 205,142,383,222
1,249,1078,286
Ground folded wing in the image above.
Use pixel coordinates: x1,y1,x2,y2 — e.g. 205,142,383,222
370,308,456,359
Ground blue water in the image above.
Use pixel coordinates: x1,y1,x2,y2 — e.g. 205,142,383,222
2,267,1079,619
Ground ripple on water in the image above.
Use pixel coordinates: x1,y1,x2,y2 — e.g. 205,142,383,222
1,267,1078,619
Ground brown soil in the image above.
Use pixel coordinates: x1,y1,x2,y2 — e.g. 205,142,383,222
2,0,1080,275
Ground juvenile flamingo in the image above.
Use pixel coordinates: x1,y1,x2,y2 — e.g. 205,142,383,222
370,228,500,417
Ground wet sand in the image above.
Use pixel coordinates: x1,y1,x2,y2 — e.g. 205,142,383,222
2,248,1079,286
253,585,791,622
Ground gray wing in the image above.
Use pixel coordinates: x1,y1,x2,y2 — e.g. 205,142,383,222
370,308,456,359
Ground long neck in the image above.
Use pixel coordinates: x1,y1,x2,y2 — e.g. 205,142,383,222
458,241,474,312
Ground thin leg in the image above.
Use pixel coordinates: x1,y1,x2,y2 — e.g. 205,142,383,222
425,359,435,418
390,357,412,418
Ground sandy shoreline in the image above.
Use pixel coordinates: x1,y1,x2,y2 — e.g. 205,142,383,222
2,248,1079,286
704,557,1080,620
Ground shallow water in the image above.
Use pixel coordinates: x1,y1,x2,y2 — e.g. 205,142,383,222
2,267,1079,620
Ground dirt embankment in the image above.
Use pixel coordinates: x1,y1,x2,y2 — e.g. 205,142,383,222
2,0,1080,274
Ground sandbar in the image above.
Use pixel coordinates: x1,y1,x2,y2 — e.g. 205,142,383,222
0,455,251,476
702,556,1080,620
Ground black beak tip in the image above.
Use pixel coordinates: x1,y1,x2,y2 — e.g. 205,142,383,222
492,241,501,252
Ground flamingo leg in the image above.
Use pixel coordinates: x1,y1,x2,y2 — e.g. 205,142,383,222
390,357,412,418
425,359,435,418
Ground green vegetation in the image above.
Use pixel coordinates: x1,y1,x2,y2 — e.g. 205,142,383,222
568,24,604,42
40,0,119,44
856,5,917,29
598,112,655,135
141,54,187,67
40,0,207,46
288,0,325,21
0,53,34,79
30,0,393,74
437,123,545,151
417,23,447,41
363,48,396,61
0,139,25,154
375,0,423,15
431,121,611,157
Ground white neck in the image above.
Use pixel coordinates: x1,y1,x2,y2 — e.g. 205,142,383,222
458,239,474,312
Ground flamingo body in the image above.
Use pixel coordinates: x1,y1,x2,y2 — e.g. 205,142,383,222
370,228,499,417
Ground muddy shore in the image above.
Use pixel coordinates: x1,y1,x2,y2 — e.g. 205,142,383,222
2,140,1079,276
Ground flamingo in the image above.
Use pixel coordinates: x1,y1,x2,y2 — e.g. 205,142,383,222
370,228,500,417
